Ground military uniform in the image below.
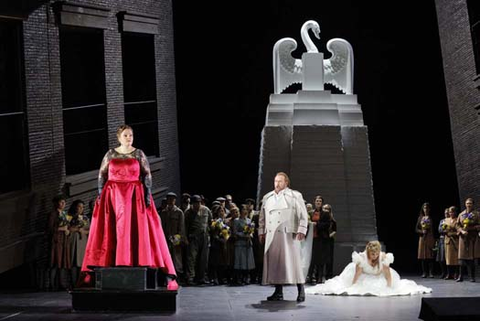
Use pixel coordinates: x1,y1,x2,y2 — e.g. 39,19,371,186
160,205,185,274
184,205,212,283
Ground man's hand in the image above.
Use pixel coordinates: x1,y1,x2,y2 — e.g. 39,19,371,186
296,233,306,241
259,234,265,244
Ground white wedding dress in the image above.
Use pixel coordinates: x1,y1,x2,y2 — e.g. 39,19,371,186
306,251,432,297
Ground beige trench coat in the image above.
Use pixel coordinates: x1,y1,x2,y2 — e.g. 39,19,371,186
259,188,309,284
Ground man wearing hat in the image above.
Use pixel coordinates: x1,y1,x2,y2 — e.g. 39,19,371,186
216,197,230,217
225,194,233,211
258,172,308,302
160,192,186,280
180,193,191,213
245,198,257,220
184,195,213,285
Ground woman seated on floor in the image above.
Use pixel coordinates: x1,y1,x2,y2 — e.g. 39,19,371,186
306,241,432,296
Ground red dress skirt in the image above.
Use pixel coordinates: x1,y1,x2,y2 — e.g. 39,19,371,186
81,158,176,281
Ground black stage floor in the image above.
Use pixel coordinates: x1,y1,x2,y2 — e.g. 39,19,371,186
0,276,479,321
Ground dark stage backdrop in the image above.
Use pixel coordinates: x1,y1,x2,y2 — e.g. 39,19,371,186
172,0,459,273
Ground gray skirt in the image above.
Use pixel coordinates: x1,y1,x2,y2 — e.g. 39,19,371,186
262,223,305,285
234,240,255,270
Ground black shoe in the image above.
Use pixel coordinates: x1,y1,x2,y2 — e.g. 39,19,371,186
267,292,283,301
296,284,305,303
296,293,305,302
456,277,463,282
470,278,476,282
428,274,434,278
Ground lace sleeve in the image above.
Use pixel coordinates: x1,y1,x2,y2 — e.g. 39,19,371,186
137,149,152,203
98,150,112,195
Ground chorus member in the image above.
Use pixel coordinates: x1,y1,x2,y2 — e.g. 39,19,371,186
233,206,256,284
67,199,90,287
415,202,435,278
160,192,186,281
456,198,480,282
307,195,323,284
436,208,449,278
184,195,212,285
443,206,459,279
48,195,71,290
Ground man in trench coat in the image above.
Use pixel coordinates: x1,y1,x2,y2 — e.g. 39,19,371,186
258,172,308,302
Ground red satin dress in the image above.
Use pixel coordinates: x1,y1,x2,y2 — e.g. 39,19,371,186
80,151,176,286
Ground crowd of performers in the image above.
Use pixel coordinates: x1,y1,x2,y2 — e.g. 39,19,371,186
45,125,479,293
47,190,480,291
417,198,480,282
46,191,337,289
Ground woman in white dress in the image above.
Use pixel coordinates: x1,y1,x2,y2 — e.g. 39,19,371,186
306,241,432,296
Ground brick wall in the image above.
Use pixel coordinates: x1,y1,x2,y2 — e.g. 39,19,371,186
435,0,480,203
0,0,180,280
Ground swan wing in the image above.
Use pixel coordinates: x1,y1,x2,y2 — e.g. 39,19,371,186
273,37,303,94
324,38,354,94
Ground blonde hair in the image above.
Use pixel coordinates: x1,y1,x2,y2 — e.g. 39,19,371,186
365,241,381,268
365,241,381,254
448,206,457,218
275,172,290,186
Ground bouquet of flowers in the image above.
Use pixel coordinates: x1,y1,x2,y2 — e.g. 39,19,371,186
69,214,89,229
169,234,182,246
462,212,474,229
243,221,255,236
58,211,71,227
441,222,449,232
307,209,314,222
421,217,431,230
211,218,231,241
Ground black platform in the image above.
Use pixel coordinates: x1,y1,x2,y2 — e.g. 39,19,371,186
419,297,480,321
71,288,177,312
70,267,177,312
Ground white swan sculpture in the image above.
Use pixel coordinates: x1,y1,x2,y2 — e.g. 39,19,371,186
273,20,354,94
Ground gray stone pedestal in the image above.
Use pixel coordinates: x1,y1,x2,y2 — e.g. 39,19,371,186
257,90,377,275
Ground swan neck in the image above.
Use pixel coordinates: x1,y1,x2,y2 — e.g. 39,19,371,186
301,23,318,53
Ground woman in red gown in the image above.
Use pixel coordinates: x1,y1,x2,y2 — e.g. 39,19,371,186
80,125,178,290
